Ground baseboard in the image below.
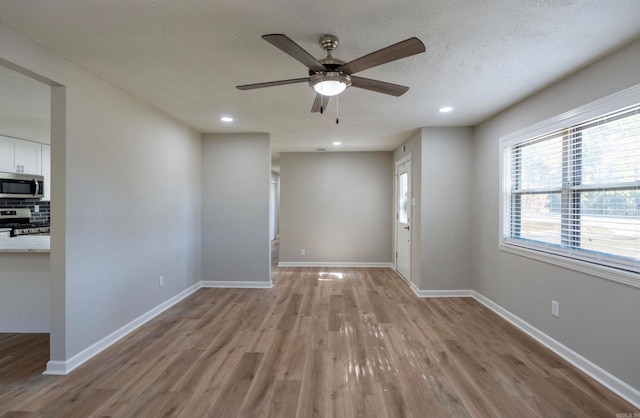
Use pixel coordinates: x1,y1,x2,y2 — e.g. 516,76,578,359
43,279,275,376
201,281,272,289
43,360,67,375
388,268,473,298
278,261,394,268
408,282,473,298
471,291,640,409
42,274,639,409
43,282,201,376
400,274,640,408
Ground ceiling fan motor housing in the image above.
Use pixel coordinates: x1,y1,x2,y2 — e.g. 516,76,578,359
320,35,339,52
317,35,345,70
310,35,351,96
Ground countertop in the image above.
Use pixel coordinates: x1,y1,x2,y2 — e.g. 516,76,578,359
0,236,50,253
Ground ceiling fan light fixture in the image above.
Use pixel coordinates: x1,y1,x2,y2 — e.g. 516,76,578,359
310,72,351,96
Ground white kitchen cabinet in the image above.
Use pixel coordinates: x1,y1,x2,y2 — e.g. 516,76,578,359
0,136,15,173
41,144,51,200
0,135,42,175
14,139,41,175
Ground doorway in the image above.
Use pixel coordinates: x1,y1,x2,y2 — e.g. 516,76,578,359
0,57,65,374
395,155,411,282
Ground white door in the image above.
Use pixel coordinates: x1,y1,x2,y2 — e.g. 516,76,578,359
269,181,277,241
395,157,411,282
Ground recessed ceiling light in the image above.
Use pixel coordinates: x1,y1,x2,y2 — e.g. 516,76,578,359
220,116,234,122
332,141,342,146
439,106,453,113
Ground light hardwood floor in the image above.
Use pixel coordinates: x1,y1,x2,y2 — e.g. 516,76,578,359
0,266,636,417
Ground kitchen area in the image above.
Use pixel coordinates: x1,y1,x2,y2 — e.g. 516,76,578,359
0,64,51,333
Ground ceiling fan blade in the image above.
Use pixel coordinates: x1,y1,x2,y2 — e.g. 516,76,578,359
311,94,331,113
350,76,409,96
236,77,309,90
262,34,327,72
336,37,425,75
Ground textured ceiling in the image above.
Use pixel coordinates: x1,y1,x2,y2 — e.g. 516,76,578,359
0,0,639,153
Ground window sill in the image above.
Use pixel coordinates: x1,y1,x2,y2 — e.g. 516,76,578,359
499,242,640,289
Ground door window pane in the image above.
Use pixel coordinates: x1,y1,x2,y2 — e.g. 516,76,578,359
398,172,408,223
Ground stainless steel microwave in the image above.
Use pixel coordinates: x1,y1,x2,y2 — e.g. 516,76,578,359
0,172,44,199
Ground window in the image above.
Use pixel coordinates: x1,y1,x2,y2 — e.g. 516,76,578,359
501,93,640,286
398,172,408,224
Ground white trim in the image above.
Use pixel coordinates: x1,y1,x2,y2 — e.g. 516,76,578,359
44,279,277,375
500,84,640,146
392,269,473,298
395,263,640,408
44,282,201,376
278,261,394,268
409,282,473,298
201,281,272,289
43,279,276,375
498,84,640,288
396,153,412,166
43,360,67,375
394,153,412,283
472,291,640,409
500,243,640,289
41,272,639,409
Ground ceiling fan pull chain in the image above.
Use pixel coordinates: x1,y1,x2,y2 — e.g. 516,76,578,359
336,95,339,124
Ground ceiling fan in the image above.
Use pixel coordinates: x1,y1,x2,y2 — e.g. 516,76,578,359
236,34,426,113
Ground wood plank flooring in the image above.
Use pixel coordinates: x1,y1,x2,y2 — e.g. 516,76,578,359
0,266,636,417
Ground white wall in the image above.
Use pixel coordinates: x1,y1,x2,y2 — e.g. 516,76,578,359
472,38,640,391
0,25,202,364
201,133,271,284
395,128,473,291
279,152,393,264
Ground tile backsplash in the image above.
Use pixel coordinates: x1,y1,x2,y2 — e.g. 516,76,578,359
0,199,50,224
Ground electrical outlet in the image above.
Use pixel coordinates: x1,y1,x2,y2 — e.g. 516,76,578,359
34,205,40,213
159,275,164,287
301,249,306,256
552,300,560,317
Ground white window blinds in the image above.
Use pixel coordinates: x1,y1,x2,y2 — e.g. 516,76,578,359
503,103,640,273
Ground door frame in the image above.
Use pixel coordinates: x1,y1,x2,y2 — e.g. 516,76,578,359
394,153,412,282
269,180,277,241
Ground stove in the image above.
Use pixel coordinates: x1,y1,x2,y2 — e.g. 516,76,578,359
0,208,50,237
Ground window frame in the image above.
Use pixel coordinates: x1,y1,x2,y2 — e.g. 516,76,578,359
499,84,640,289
